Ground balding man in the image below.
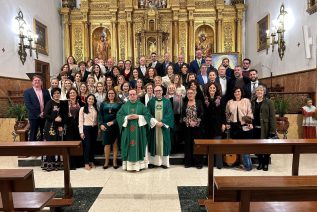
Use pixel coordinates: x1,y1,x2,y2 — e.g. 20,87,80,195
173,54,187,73
160,52,173,77
137,56,147,77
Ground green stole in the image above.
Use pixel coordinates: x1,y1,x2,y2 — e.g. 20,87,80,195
155,100,163,156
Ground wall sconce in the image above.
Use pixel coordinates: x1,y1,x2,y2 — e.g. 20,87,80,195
266,4,287,60
15,10,38,65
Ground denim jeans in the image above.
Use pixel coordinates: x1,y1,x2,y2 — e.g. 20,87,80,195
242,154,252,171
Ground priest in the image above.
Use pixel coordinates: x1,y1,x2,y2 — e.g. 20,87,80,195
147,85,174,168
117,89,152,171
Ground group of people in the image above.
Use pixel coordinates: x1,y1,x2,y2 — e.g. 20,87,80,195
23,49,279,172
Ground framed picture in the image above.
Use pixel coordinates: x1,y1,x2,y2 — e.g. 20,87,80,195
211,52,239,69
257,14,270,52
34,19,48,55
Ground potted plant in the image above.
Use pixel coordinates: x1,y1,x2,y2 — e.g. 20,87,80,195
7,103,28,130
273,98,290,135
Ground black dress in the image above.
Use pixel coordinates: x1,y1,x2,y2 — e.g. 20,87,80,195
42,100,67,171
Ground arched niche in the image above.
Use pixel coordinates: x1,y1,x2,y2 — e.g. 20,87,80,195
195,25,214,57
92,27,111,61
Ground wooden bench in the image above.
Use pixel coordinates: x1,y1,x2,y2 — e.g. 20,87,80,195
0,192,55,212
0,141,82,209
203,202,317,212
194,139,317,197
213,176,317,212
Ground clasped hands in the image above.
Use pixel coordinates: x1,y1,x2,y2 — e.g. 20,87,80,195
100,121,114,131
127,114,139,120
155,121,164,128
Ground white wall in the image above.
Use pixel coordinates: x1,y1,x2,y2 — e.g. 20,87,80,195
245,0,317,78
0,0,63,79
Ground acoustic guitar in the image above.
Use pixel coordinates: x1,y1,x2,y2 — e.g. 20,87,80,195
223,129,238,166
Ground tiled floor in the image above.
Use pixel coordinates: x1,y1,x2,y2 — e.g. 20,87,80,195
1,154,317,211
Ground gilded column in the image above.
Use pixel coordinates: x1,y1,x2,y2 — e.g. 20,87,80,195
235,4,245,54
216,3,224,53
60,8,71,60
188,9,194,61
173,21,179,61
111,15,118,62
83,21,90,61
126,11,133,61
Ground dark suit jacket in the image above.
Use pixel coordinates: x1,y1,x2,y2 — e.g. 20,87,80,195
173,62,188,74
227,76,250,101
160,61,173,77
137,66,147,78
244,81,269,100
189,59,206,75
148,61,162,77
197,74,210,87
24,88,51,119
225,67,234,78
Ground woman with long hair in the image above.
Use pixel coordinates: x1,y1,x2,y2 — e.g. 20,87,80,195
172,74,186,97
162,65,175,88
73,72,82,94
114,75,125,93
79,83,89,107
129,68,141,88
78,61,89,82
111,66,120,85
64,88,84,169
61,79,73,101
144,67,157,85
122,60,132,82
105,76,114,92
91,64,105,86
79,94,98,170
67,55,78,76
99,89,122,169
135,78,145,99
204,82,226,169
95,82,106,110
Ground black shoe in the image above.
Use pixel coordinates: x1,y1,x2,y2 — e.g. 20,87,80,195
263,164,268,171
184,165,191,168
148,164,155,169
103,165,109,169
196,165,203,169
113,165,119,169
161,165,168,169
257,163,263,170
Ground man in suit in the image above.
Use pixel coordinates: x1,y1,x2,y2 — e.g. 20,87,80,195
173,54,187,73
189,49,205,75
160,52,173,77
205,56,217,74
244,69,268,100
24,75,51,141
222,57,234,78
137,56,147,77
216,65,231,105
197,63,210,87
148,52,162,76
242,58,251,78
105,58,114,76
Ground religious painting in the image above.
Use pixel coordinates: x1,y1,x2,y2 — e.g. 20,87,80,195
195,25,214,58
92,27,111,61
257,14,269,52
147,37,157,56
34,19,48,55
211,53,239,69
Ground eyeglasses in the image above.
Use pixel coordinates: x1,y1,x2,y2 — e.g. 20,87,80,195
154,90,163,92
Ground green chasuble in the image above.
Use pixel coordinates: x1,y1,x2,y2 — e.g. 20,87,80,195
147,98,174,156
116,100,152,162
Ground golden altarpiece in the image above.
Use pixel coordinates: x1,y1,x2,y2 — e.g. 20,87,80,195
60,0,245,64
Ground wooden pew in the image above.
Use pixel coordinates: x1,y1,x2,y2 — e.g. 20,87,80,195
194,139,317,198
213,176,317,212
0,141,82,208
0,192,55,212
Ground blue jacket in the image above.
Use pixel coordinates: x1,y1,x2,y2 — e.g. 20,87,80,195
24,88,50,119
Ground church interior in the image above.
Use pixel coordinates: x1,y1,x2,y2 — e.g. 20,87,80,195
1,0,317,211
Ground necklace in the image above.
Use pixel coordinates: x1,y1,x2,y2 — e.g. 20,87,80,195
109,102,114,113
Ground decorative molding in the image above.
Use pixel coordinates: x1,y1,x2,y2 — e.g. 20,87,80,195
194,0,214,8
73,25,83,61
90,3,110,10
119,24,126,59
307,0,317,15
223,22,233,52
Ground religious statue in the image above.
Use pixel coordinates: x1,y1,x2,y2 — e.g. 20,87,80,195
195,33,211,57
96,32,109,61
